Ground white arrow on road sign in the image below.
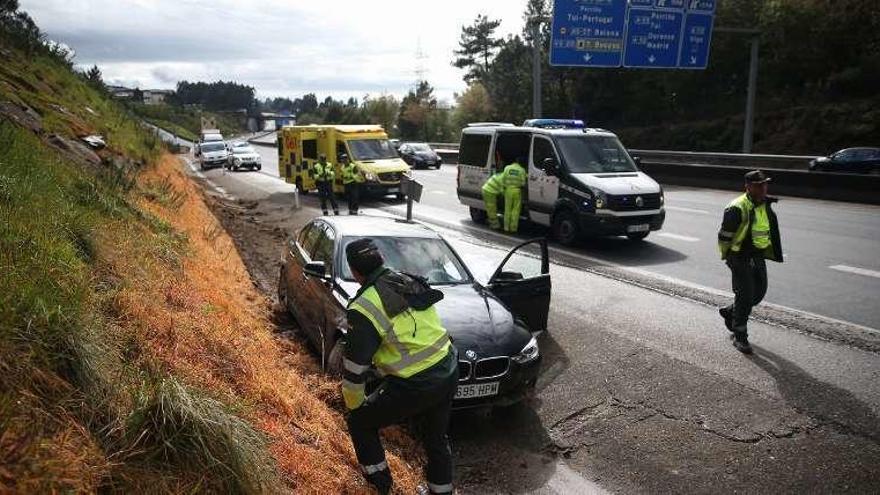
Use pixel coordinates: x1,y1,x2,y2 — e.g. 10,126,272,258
649,55,656,63
583,53,592,62
690,55,697,64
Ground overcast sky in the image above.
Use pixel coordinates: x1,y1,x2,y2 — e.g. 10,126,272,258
21,0,530,104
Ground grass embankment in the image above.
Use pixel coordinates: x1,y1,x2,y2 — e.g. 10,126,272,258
130,103,247,142
1,45,423,492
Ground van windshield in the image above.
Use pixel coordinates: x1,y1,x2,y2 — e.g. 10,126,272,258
555,135,638,173
348,139,398,161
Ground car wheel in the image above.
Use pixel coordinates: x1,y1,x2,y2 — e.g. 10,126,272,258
277,267,290,312
327,337,345,376
256,164,262,171
627,231,650,241
552,210,580,246
469,207,488,223
295,177,308,195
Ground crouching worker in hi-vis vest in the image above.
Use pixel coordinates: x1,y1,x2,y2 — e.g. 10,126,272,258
501,156,527,233
481,168,504,230
342,238,459,495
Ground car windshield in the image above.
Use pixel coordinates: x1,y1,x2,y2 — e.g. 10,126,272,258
200,142,225,152
339,236,471,285
348,139,398,160
555,135,638,173
233,145,255,154
410,143,431,152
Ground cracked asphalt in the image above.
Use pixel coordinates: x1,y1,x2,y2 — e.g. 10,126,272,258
178,151,880,494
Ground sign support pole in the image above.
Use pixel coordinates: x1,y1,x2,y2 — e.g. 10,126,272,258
743,35,759,153
532,24,543,119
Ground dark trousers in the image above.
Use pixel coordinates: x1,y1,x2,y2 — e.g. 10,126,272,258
317,181,338,214
724,254,768,340
347,369,458,492
345,182,360,214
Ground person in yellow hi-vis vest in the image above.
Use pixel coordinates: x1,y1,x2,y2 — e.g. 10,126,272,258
717,170,783,354
340,154,364,215
341,238,458,495
481,167,504,229
313,154,339,215
501,156,527,233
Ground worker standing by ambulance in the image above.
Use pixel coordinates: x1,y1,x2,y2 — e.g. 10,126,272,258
341,154,364,215
481,166,504,230
313,154,339,216
501,156,527,233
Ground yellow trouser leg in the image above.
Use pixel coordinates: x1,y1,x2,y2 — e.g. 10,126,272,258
503,187,522,233
482,189,500,228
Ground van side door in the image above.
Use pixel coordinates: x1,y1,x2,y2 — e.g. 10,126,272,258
528,135,561,226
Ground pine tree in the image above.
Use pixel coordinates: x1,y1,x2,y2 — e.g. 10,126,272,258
452,14,505,83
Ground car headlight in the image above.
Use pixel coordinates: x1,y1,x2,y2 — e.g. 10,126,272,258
592,189,607,209
364,172,378,182
512,336,539,364
660,188,665,205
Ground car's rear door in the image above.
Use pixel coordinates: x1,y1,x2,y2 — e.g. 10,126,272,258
487,238,551,332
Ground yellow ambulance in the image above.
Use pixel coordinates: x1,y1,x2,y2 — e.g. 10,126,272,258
277,124,411,199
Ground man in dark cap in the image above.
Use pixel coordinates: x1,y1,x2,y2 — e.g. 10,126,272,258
342,238,458,495
717,170,784,353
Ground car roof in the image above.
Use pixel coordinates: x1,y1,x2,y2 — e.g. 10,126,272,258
317,215,442,239
462,126,617,138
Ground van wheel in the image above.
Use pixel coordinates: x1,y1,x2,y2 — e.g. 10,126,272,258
627,232,650,241
469,207,488,223
295,178,308,195
552,210,580,246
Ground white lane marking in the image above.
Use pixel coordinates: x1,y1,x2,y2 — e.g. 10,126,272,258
431,190,448,195
658,232,700,242
665,205,711,215
829,265,880,279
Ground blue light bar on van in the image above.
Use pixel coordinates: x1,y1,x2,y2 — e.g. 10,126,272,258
522,119,585,129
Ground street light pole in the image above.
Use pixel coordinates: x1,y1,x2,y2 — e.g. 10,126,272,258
715,27,762,154
532,24,542,119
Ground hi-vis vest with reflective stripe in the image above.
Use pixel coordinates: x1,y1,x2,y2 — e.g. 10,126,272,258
348,286,451,379
718,193,773,259
482,172,504,195
502,162,526,189
342,163,364,184
314,161,334,182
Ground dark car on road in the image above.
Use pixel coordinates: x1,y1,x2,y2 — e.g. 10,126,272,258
398,142,442,169
809,147,880,174
277,216,550,409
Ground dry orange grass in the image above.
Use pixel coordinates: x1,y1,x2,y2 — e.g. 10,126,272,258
106,154,424,493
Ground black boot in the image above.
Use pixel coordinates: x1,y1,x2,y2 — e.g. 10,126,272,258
719,307,734,332
732,334,753,354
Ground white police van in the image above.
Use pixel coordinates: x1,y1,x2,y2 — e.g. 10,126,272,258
456,119,666,245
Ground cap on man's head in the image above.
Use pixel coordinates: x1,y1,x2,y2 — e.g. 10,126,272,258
346,238,384,276
745,170,771,184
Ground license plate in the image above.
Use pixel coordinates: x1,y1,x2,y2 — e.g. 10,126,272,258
627,223,650,233
455,382,499,399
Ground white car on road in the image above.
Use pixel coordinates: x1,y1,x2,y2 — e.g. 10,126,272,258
197,141,229,170
226,142,262,171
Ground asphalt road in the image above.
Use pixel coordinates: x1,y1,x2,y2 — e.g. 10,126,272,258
248,140,880,331
180,148,880,494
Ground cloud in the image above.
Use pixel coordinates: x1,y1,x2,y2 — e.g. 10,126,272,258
21,0,528,101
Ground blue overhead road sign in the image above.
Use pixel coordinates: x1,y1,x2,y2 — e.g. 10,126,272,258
622,8,684,68
679,12,715,69
549,0,627,67
549,0,717,69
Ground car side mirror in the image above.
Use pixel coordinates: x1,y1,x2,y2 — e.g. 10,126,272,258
542,158,558,176
304,261,328,279
632,156,642,167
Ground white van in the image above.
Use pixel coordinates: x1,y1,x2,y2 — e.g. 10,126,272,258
456,119,665,245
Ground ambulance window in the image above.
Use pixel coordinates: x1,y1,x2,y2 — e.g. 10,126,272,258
336,142,347,161
532,137,558,170
303,139,318,160
459,134,492,168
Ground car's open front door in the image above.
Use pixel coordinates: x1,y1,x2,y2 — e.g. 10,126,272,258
487,238,551,332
